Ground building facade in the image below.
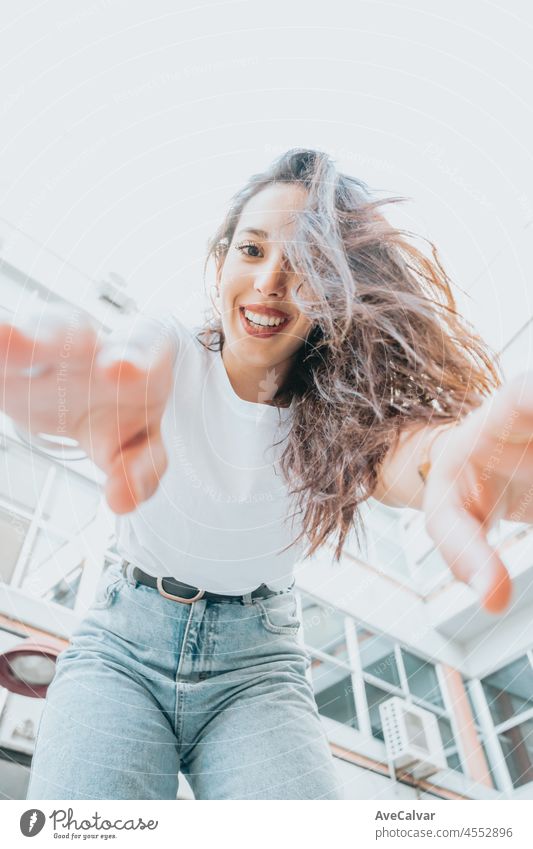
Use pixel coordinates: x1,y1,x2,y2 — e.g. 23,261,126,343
1,248,532,801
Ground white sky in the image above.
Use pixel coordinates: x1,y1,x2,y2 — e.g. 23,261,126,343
0,0,531,376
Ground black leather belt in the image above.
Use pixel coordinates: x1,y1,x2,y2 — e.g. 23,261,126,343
121,560,284,604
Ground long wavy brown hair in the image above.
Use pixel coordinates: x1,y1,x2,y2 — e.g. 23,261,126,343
196,148,501,562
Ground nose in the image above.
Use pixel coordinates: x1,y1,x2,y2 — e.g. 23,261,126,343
252,252,291,298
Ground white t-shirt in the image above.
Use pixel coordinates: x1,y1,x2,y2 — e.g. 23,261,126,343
114,315,305,594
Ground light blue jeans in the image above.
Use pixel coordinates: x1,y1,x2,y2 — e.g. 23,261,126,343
26,561,342,800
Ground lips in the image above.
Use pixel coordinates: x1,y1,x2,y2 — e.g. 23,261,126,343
238,307,292,338
240,303,291,319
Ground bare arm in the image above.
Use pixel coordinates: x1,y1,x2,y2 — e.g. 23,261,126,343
372,374,533,613
372,420,457,510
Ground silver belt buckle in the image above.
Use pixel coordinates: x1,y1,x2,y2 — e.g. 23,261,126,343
156,577,205,604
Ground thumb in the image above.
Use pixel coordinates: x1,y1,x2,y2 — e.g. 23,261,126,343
105,427,168,514
425,497,512,613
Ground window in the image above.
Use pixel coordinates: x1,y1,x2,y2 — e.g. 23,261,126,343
481,656,533,726
361,644,446,744
24,528,67,574
43,564,83,610
0,435,101,609
498,719,533,788
402,649,445,709
301,594,355,727
437,716,463,773
445,751,462,772
480,654,533,789
364,682,395,740
301,597,348,663
310,656,357,728
0,507,29,583
462,677,503,791
299,591,460,776
357,628,401,688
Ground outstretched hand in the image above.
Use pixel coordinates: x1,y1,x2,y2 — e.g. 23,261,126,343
0,306,176,514
423,373,533,613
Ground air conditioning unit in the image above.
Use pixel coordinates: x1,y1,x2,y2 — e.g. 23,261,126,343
379,696,447,779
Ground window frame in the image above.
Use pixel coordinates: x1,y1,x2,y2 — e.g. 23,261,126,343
475,652,533,790
0,436,102,609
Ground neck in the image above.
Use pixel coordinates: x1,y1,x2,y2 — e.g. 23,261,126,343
220,345,292,407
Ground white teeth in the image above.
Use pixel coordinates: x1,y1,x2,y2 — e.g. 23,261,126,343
243,309,287,328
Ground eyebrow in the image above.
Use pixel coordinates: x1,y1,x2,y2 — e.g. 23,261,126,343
235,227,269,239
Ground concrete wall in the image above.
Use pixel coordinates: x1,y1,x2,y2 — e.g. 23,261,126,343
462,603,533,678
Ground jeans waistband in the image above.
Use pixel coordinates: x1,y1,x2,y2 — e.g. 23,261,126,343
121,560,293,605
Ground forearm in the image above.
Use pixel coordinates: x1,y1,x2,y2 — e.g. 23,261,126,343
372,420,458,510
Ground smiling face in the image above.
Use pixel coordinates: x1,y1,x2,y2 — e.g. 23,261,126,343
216,182,315,380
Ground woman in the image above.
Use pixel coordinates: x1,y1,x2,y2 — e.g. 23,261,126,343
2,149,532,800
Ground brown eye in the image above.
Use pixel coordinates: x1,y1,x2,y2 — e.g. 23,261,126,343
235,241,263,258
